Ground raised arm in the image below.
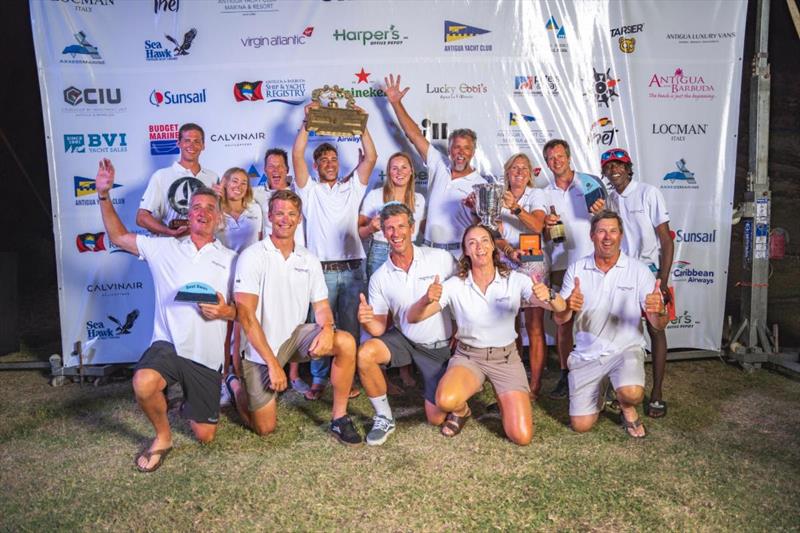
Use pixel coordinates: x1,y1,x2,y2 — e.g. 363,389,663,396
291,103,315,189
95,159,139,256
383,73,430,161
407,275,443,323
355,120,378,186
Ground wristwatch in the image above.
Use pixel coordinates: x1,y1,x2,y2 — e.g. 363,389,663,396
511,206,522,216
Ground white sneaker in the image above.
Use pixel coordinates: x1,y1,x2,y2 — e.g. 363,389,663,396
219,380,231,406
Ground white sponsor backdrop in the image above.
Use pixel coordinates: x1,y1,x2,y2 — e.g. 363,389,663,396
30,0,746,366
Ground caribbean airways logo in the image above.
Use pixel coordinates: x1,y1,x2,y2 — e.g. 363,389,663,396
233,79,305,105
241,27,313,48
672,260,715,285
443,20,492,53
61,31,104,64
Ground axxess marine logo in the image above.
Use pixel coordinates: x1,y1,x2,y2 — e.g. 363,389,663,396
425,81,487,100
661,158,698,190
210,130,265,148
672,260,715,285
242,26,313,47
86,309,140,339
149,88,207,106
145,28,197,61
671,228,717,244
333,25,407,46
591,67,620,107
514,75,559,96
149,123,179,155
443,20,492,52
667,308,700,330
87,280,145,296
76,232,106,253
648,68,715,101
651,122,708,142
64,87,121,106
588,117,619,146
168,176,205,216
74,176,124,205
64,133,127,154
61,31,104,64
233,79,305,105
666,31,735,45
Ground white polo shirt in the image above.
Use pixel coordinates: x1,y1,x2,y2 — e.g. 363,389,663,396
542,172,601,271
234,238,328,365
607,181,670,268
252,187,306,248
440,270,544,348
369,245,457,344
136,235,235,371
559,252,656,362
360,188,426,243
424,148,486,247
499,187,547,248
216,202,262,253
295,177,367,261
139,161,219,228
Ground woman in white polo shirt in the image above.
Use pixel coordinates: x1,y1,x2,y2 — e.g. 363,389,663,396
359,152,426,277
495,153,550,400
215,167,263,406
408,224,566,445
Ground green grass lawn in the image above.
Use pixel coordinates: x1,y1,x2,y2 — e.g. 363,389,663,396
1,357,798,531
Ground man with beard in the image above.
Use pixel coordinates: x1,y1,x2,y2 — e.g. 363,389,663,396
384,73,486,256
292,103,377,400
95,158,236,472
555,211,668,438
601,148,673,418
357,203,457,445
137,123,219,237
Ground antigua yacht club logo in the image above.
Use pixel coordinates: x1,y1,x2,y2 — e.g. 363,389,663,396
443,20,492,52
61,31,104,64
74,175,124,205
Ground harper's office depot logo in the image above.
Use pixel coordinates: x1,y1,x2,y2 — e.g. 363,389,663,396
149,123,179,155
333,25,407,46
443,20,492,52
242,27,313,47
672,260,715,285
64,133,127,154
61,31,104,64
648,68,715,100
149,88,207,106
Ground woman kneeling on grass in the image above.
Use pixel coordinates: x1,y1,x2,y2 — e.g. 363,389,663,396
407,224,566,445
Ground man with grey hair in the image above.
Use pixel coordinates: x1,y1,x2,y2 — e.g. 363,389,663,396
357,202,457,445
384,74,486,256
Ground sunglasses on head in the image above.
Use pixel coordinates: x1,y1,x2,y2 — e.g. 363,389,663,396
601,149,628,161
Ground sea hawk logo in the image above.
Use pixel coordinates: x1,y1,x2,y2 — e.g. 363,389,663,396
165,28,197,56
107,309,140,335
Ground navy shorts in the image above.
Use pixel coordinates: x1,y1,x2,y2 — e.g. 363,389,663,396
136,341,222,424
377,328,451,404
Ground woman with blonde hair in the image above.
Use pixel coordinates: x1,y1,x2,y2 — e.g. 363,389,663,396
494,153,550,400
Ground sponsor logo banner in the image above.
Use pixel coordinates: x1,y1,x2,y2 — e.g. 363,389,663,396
209,130,265,148
62,86,124,116
76,232,106,252
672,260,715,285
52,0,116,13
588,117,619,147
149,88,207,106
611,23,644,53
497,112,554,146
333,25,407,46
651,122,708,142
671,228,717,244
443,20,492,52
61,31,104,64
145,28,197,61
425,81,488,100
74,176,124,205
233,79,305,104
149,123,179,155
86,309,140,339
661,158,698,190
241,27,313,47
590,67,621,107
666,30,735,45
514,75,560,96
64,133,127,154
218,0,278,15
648,68,715,101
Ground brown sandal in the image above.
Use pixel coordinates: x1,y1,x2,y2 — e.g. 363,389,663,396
135,446,173,473
441,408,471,437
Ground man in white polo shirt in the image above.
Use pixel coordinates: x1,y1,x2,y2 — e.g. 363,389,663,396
231,189,362,445
94,158,237,472
137,123,219,237
292,103,377,400
384,74,485,255
601,148,673,418
252,147,306,248
555,210,668,438
357,203,457,445
541,139,606,400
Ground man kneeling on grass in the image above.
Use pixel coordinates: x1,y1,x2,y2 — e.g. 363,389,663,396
554,210,668,438
95,159,237,472
227,189,362,445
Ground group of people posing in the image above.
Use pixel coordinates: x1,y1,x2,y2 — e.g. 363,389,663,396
92,74,674,472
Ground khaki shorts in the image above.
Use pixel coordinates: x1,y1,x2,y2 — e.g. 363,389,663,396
242,323,322,411
448,342,530,395
567,347,646,417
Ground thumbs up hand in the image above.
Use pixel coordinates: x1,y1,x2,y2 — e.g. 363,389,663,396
567,277,583,312
427,275,443,304
357,293,374,324
645,278,666,315
531,273,552,303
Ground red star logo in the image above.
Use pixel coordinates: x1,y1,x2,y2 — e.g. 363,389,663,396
355,67,370,84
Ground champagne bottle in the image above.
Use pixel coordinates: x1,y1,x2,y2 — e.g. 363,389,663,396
549,205,566,243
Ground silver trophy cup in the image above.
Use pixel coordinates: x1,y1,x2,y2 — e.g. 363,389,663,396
473,183,506,230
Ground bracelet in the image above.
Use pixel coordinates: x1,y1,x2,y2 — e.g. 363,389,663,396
98,196,109,201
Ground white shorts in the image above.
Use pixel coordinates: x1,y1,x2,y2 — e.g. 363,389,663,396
567,347,645,417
